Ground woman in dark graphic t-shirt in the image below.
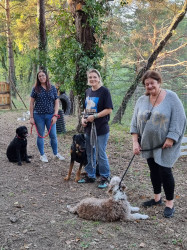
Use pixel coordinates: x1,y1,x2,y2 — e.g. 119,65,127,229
78,69,113,189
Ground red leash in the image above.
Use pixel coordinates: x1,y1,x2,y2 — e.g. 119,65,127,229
30,114,60,138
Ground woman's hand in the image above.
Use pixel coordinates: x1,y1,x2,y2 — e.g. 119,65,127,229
86,115,95,123
81,118,87,127
51,116,58,125
133,141,141,155
30,117,35,125
162,138,174,149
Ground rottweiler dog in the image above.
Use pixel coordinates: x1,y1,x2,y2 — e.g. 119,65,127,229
64,134,100,182
6,126,31,166
64,134,87,182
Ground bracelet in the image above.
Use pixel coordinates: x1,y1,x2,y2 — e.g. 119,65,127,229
53,114,58,117
30,117,33,118
94,113,98,119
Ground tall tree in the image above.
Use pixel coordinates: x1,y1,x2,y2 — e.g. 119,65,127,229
38,0,47,69
4,0,17,96
112,0,187,124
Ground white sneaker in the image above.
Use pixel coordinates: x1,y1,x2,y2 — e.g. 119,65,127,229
55,153,65,161
40,154,48,163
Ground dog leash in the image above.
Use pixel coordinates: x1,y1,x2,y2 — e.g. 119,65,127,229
30,114,60,138
118,144,164,189
90,121,98,168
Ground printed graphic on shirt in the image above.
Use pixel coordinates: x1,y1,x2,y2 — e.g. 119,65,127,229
85,96,99,113
138,110,169,132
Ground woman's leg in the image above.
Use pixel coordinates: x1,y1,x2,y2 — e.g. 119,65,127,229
147,158,162,201
97,133,110,178
159,166,175,208
33,114,45,156
85,134,96,179
45,114,58,155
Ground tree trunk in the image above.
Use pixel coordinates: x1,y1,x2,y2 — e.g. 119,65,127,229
38,0,47,69
5,0,16,97
69,90,75,115
112,0,187,124
68,0,100,132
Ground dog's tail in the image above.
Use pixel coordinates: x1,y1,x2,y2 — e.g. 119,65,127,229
67,205,77,214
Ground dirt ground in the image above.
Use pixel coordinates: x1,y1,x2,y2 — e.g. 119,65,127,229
0,111,186,250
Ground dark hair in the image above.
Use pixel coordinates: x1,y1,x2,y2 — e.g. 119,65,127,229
35,70,51,93
142,70,162,85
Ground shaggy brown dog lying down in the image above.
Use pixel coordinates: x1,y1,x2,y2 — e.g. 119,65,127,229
67,176,149,222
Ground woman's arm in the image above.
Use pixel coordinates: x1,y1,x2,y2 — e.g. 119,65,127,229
52,99,59,125
132,133,141,155
29,97,35,125
86,108,112,123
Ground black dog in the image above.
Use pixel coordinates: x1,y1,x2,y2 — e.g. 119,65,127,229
6,126,31,166
64,134,87,182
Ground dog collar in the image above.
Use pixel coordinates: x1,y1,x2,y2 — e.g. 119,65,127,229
16,135,25,140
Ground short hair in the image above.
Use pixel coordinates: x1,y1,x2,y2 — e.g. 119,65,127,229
86,68,103,86
142,70,162,85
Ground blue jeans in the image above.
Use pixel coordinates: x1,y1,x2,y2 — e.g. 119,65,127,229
85,132,110,179
34,113,58,156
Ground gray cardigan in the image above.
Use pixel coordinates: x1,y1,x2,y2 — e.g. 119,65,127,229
130,89,186,167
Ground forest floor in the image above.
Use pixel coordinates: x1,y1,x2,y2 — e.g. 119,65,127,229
0,111,186,250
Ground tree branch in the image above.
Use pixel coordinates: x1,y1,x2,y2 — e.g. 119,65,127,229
112,0,187,124
158,61,187,68
0,3,6,10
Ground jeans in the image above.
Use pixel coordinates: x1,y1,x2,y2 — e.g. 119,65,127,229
85,132,110,179
34,113,58,156
147,158,175,201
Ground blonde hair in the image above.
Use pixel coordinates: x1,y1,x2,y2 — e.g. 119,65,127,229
87,68,103,86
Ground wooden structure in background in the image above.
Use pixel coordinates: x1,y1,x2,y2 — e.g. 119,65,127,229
0,82,11,109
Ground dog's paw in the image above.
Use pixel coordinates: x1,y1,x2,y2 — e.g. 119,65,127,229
28,155,32,159
18,162,22,166
26,160,31,163
141,214,149,220
75,178,80,182
64,176,70,181
67,205,76,213
67,205,72,212
130,206,139,212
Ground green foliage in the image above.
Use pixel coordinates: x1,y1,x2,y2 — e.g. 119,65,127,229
49,1,107,109
0,36,7,72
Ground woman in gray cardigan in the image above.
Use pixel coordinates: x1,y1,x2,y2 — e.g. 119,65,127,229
131,70,186,218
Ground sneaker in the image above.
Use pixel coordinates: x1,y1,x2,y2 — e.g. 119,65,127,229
164,207,175,218
142,198,163,207
78,176,95,183
40,154,48,163
98,177,110,189
55,153,65,161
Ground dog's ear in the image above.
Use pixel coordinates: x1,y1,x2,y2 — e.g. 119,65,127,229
120,184,126,191
81,134,85,140
107,185,113,194
16,127,21,134
73,135,76,140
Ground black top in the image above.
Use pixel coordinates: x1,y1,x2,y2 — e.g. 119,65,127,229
84,86,113,136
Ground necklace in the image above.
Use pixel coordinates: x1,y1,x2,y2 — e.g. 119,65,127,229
147,89,162,120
